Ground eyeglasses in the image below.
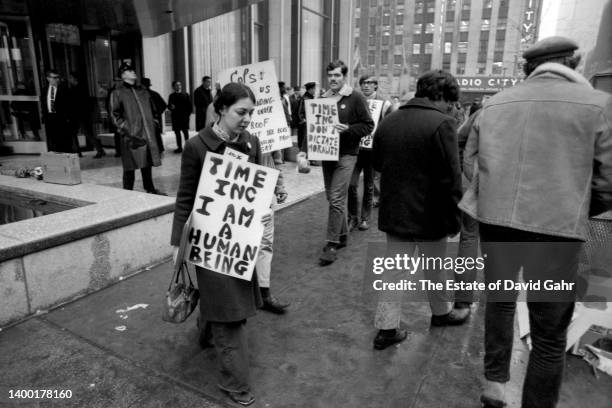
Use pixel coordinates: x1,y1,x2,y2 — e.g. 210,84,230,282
362,80,376,85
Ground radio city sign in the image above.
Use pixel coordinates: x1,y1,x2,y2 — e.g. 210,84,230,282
456,76,522,92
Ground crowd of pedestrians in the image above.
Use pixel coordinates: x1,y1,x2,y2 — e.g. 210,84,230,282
33,34,612,408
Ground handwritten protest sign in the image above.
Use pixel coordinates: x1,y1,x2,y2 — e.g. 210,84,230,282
305,98,340,161
217,61,292,154
359,99,384,149
185,152,279,281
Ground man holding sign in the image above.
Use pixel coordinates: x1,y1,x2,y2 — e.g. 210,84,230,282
348,75,394,232
314,60,374,266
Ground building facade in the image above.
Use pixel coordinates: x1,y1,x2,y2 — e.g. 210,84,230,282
352,0,541,101
0,0,347,155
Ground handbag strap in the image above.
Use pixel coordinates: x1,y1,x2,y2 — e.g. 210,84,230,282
174,213,193,274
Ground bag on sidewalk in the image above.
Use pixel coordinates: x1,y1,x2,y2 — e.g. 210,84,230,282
162,214,199,323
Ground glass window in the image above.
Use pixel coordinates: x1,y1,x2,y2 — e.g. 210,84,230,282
369,35,376,46
414,24,422,34
460,21,469,31
457,42,468,53
381,50,388,64
370,25,376,34
383,14,390,26
495,38,504,51
446,11,455,21
413,43,421,54
395,34,403,45
394,54,403,64
447,0,457,11
424,43,433,54
0,17,43,143
494,51,504,62
443,61,451,71
492,63,503,75
497,18,507,30
456,62,466,74
481,19,490,30
477,62,486,74
415,1,424,13
355,18,360,27
370,0,377,6
425,23,435,33
397,0,405,4
396,14,404,25
444,42,452,53
382,33,390,45
444,21,454,32
368,50,375,65
426,1,435,13
462,0,471,10
369,17,377,25
484,0,492,7
301,7,326,89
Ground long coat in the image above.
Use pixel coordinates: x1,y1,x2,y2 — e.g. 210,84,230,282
372,97,462,239
171,126,263,322
110,82,161,171
193,86,213,131
168,92,192,131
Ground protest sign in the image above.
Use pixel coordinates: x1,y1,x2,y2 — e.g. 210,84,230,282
359,99,384,149
305,98,340,161
217,60,292,154
185,152,279,281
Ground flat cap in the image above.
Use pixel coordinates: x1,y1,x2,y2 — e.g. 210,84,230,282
117,61,135,77
523,36,578,61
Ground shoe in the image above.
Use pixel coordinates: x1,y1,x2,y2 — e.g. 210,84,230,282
93,151,106,159
431,308,471,327
348,217,359,232
337,235,348,249
358,220,369,231
222,389,255,406
261,295,290,314
147,189,168,196
373,329,408,350
454,301,472,309
480,380,506,407
319,244,337,266
174,148,183,153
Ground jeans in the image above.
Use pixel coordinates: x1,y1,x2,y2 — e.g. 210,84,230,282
123,166,155,192
348,149,374,223
210,320,251,394
322,154,357,243
454,210,479,303
480,223,581,408
374,234,453,330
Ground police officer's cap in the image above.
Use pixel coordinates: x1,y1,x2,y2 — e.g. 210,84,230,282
522,36,578,61
117,61,135,77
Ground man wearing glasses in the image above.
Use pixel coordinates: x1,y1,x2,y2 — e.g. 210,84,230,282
347,75,393,232
43,70,71,152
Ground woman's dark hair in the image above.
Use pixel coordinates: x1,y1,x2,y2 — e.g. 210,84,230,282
415,70,460,102
172,80,181,87
326,60,348,76
359,74,377,86
213,82,256,115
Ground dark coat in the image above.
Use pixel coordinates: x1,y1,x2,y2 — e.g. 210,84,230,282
322,87,374,155
372,97,462,239
289,93,301,128
110,82,162,171
193,86,213,131
168,92,192,130
42,83,69,120
171,126,263,322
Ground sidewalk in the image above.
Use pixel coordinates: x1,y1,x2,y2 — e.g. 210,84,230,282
0,132,324,207
1,192,611,407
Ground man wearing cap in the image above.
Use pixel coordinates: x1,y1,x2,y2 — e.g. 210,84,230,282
110,62,165,195
461,37,612,408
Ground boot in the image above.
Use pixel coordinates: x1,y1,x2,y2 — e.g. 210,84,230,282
260,287,289,314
